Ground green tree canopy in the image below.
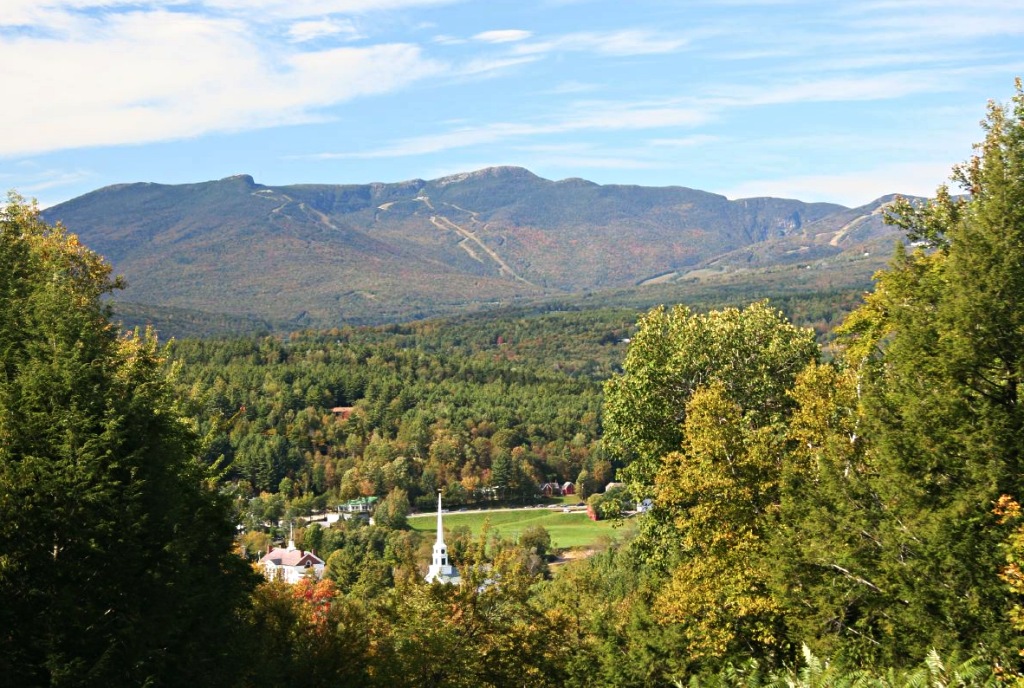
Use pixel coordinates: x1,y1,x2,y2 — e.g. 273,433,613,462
603,300,818,498
0,196,258,686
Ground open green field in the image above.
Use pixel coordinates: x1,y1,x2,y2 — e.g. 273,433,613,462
408,508,626,549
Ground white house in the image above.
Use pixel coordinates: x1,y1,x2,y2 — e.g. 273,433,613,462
259,539,326,584
340,496,378,514
424,492,461,585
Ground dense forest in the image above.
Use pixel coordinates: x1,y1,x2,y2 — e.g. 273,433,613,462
4,83,1024,686
165,289,860,530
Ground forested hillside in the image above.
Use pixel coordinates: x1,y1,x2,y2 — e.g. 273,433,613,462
6,83,1024,687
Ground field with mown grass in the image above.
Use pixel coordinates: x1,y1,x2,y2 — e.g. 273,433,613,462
408,508,627,549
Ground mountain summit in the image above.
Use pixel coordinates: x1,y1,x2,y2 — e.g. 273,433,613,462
42,168,902,328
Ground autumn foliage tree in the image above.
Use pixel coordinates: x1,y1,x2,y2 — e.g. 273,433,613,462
602,301,817,671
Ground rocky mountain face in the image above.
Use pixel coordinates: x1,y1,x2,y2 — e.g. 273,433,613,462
42,167,903,328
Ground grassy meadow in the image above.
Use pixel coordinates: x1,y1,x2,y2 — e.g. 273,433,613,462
407,508,627,550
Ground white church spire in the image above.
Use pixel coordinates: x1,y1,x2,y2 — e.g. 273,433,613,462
435,492,445,549
424,491,460,584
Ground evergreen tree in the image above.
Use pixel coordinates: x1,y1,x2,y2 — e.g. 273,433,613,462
831,79,1024,663
769,362,887,663
0,196,258,686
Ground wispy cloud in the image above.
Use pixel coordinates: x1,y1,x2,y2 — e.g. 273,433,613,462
513,29,690,57
0,163,95,207
287,18,362,42
853,0,1023,13
457,55,539,77
721,162,954,206
535,155,664,170
201,0,461,19
648,135,720,147
1,0,463,25
303,101,712,159
472,29,531,44
707,70,962,107
431,34,466,45
543,81,600,94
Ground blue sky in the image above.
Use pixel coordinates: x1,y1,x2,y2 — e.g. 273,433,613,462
3,0,1023,208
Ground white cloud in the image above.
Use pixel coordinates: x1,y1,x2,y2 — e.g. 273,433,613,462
854,0,1023,13
306,101,711,159
457,55,540,76
287,18,362,42
848,12,1024,45
1,0,463,27
707,70,960,108
531,154,663,171
0,10,444,156
472,29,532,44
0,163,95,207
432,34,467,45
200,0,461,19
514,29,689,57
648,135,720,147
543,81,600,94
19,169,94,194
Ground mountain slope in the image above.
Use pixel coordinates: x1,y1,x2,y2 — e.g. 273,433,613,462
42,167,902,328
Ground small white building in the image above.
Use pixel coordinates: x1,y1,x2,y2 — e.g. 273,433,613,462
424,493,461,585
259,539,325,584
340,496,378,514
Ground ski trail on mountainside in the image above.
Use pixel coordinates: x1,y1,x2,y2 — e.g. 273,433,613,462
427,210,535,286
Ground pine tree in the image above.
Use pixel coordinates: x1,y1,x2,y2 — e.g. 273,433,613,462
0,196,258,686
832,79,1024,663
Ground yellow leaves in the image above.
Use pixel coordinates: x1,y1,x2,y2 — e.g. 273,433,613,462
996,496,1024,601
787,362,864,478
654,382,780,556
655,542,781,661
996,495,1023,525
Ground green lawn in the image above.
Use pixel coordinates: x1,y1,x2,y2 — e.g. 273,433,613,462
408,508,625,549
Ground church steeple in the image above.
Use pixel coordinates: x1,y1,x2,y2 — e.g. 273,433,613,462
424,491,460,584
434,491,448,566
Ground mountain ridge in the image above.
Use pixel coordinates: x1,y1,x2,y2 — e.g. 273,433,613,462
41,167,906,331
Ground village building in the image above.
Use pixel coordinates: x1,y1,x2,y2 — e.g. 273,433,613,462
259,539,325,584
330,406,356,420
540,481,576,497
539,481,561,497
340,496,378,514
424,492,461,585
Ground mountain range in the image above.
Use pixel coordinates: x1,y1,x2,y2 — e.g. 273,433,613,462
41,166,906,334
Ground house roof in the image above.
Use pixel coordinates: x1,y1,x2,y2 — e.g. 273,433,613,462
331,406,356,420
260,547,325,567
342,496,378,506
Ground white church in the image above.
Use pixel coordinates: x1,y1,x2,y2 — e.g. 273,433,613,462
424,492,461,585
